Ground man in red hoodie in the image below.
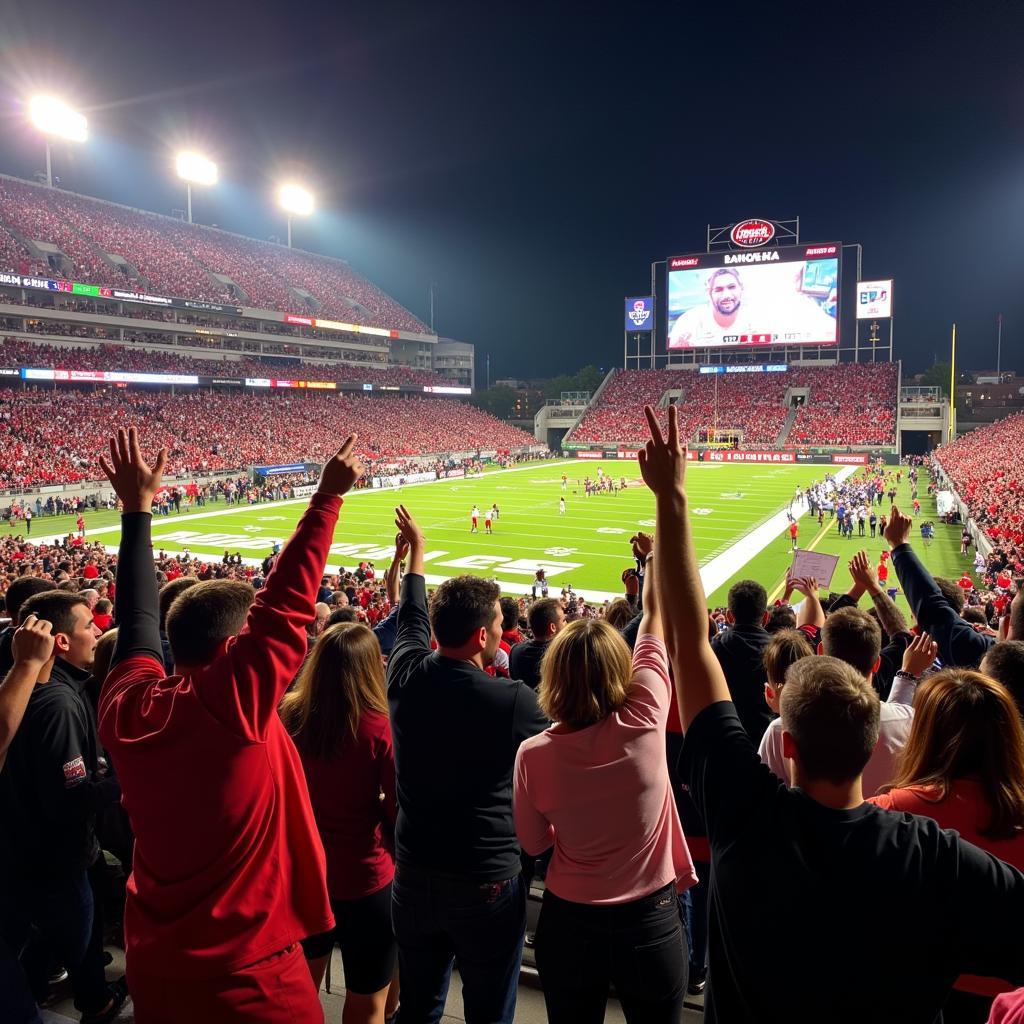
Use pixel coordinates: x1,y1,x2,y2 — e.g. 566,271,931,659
97,427,364,1023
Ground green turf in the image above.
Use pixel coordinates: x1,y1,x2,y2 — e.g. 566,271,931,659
23,461,969,610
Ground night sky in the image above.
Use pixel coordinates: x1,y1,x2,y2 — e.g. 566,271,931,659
0,0,1022,380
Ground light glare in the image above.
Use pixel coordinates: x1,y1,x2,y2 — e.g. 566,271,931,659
279,183,314,217
176,151,218,186
29,96,88,142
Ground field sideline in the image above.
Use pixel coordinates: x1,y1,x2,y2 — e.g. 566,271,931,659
30,460,970,610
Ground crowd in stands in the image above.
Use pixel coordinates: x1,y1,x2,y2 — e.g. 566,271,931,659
0,338,446,386
0,177,429,333
1,411,1023,1024
932,411,1024,595
569,363,898,449
0,388,536,489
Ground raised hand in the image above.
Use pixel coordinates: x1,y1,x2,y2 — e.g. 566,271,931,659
631,531,654,560
902,631,938,677
99,426,168,515
621,567,640,597
12,613,55,669
395,532,411,562
316,435,365,498
394,505,425,551
883,506,913,549
848,550,878,590
638,405,687,499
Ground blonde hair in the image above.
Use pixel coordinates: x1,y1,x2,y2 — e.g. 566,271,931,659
279,623,387,759
538,619,632,729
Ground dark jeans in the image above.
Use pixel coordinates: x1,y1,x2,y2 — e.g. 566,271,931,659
534,883,688,1024
391,865,525,1024
17,863,110,1015
680,861,710,981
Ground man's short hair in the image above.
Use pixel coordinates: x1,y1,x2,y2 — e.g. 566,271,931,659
604,598,635,631
429,576,500,648
5,577,54,625
934,577,965,615
20,590,89,638
766,605,797,633
962,607,988,626
166,580,255,667
982,640,1024,718
528,598,563,639
500,596,519,632
727,580,767,626
763,628,814,687
781,656,881,784
821,607,882,678
158,576,200,631
327,607,359,627
708,267,741,290
95,598,113,615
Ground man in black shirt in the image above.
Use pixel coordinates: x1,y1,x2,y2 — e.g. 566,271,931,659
710,578,773,742
639,404,1024,1023
0,590,126,1021
387,505,548,1024
508,598,565,689
0,576,54,677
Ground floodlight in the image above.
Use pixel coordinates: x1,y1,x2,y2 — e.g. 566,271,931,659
29,96,88,142
176,151,218,187
278,184,314,217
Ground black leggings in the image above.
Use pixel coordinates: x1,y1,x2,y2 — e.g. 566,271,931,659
534,883,688,1024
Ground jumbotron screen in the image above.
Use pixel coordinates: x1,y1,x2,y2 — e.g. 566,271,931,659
666,243,840,349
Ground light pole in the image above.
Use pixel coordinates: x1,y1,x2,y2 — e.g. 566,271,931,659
278,184,314,247
175,152,218,224
28,96,87,187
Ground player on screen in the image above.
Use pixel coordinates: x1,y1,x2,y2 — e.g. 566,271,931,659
470,504,479,533
668,268,752,347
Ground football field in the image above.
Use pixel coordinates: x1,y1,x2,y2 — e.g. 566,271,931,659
38,460,969,610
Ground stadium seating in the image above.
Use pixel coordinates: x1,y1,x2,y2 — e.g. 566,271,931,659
568,363,898,448
0,388,535,488
0,337,447,386
0,176,429,332
933,411,1024,552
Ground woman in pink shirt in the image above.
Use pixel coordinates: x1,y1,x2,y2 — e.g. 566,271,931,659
870,669,1024,1024
514,540,696,1022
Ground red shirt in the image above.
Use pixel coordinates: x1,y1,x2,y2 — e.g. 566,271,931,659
877,563,889,583
789,523,798,539
299,709,396,901
92,612,113,632
82,564,99,580
98,495,341,979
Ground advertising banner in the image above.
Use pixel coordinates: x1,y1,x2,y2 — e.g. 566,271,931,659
617,449,640,460
855,280,893,320
831,453,869,465
624,296,654,332
576,450,604,460
686,450,796,464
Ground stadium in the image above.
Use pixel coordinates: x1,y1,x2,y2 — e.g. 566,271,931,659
2,14,1024,1024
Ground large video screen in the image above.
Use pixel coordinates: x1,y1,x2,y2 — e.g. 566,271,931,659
666,243,839,349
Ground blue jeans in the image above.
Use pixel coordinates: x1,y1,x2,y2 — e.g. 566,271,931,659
680,860,710,981
391,865,525,1023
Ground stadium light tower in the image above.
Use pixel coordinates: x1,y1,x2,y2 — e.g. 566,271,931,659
176,151,218,224
278,184,314,247
28,96,88,188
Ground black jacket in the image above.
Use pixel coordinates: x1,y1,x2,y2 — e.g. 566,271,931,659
0,657,120,876
711,623,773,743
387,573,548,881
508,639,550,690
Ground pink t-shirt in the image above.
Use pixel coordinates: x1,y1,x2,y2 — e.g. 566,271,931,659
513,633,697,905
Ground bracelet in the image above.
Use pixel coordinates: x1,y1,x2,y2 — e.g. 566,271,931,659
894,670,919,680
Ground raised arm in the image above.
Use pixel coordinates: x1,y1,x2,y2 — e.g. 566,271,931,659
0,616,54,770
384,533,409,607
885,508,992,668
631,531,661,641
387,505,431,691
791,576,825,629
849,550,910,638
639,405,730,729
100,427,168,669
